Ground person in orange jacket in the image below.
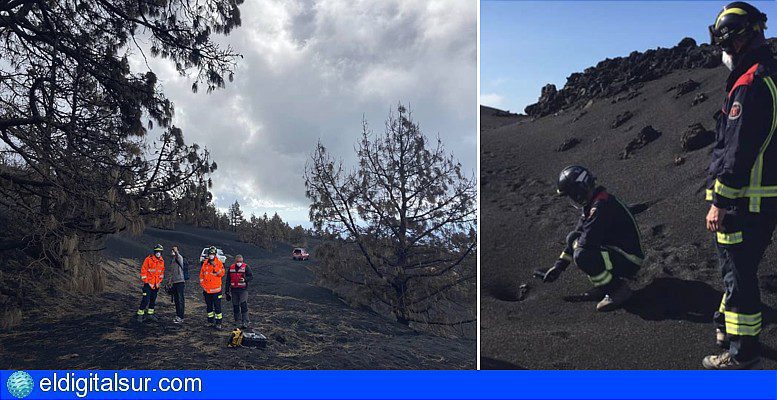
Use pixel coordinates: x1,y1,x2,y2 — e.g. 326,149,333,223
200,246,225,329
137,244,165,323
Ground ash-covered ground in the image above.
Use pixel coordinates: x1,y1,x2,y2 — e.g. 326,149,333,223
0,225,474,369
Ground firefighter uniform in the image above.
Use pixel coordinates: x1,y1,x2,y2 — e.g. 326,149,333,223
200,257,225,325
226,262,253,326
138,254,165,317
556,188,645,288
706,45,777,362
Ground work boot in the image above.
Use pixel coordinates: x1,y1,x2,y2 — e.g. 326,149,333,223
214,320,223,330
596,281,632,312
146,313,159,322
563,286,605,303
136,314,144,323
716,328,729,349
241,317,250,330
702,351,761,370
173,316,184,324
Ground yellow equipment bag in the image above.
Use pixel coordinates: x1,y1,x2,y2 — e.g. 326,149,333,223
227,328,244,348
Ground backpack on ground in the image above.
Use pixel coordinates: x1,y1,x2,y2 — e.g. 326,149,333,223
242,331,268,349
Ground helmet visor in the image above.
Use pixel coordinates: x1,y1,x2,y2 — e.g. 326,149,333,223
558,187,589,207
709,24,736,52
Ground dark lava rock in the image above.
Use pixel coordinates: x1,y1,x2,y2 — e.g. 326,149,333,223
651,224,667,237
557,137,581,152
490,283,530,302
670,79,700,98
680,123,715,151
620,126,662,159
522,37,773,117
611,110,634,129
692,92,708,106
525,84,564,117
517,284,530,301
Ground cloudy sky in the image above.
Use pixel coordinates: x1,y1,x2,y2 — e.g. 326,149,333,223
134,0,476,227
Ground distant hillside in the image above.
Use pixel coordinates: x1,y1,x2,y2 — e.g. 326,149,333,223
480,105,526,132
481,39,777,369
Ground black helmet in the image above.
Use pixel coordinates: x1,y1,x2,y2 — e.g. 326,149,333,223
208,246,217,255
557,166,596,206
153,244,164,252
709,2,767,52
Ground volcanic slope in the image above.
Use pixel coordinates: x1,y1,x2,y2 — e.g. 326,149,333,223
0,224,475,369
481,42,777,369
481,105,526,132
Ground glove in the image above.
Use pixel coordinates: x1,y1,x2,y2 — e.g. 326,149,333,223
225,293,232,302
533,260,568,283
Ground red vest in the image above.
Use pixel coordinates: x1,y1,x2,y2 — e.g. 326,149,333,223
229,263,247,289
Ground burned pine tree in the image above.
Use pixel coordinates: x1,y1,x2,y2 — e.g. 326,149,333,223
305,105,476,334
0,0,243,326
228,200,244,231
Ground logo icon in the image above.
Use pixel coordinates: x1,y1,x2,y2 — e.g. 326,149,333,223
6,371,34,399
729,101,742,120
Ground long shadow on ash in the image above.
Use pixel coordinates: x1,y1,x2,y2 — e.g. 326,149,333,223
623,277,777,325
623,278,721,323
624,277,777,362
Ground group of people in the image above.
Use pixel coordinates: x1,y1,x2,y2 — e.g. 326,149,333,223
534,2,776,369
135,245,254,331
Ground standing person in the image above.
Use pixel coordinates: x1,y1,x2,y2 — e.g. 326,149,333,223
165,246,187,324
534,166,644,312
200,246,225,329
225,255,254,329
704,2,776,369
137,244,165,323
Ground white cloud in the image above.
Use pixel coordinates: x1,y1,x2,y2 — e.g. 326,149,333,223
135,0,476,226
480,93,505,108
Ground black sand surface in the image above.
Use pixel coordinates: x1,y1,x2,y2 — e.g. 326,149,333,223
0,225,474,369
481,53,777,369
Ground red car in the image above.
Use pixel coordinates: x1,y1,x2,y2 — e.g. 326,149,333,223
292,248,309,261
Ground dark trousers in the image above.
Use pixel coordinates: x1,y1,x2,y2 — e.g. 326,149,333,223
172,282,185,319
713,208,776,361
574,246,640,290
230,288,249,324
203,291,223,323
138,283,159,315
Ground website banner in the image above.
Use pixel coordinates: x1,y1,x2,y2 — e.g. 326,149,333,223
1,370,775,400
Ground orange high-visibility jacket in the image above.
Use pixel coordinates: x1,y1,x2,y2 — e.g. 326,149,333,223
200,257,225,293
141,255,165,286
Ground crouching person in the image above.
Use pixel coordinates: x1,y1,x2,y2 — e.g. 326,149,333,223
226,255,253,329
200,246,225,329
137,244,165,322
534,166,645,312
